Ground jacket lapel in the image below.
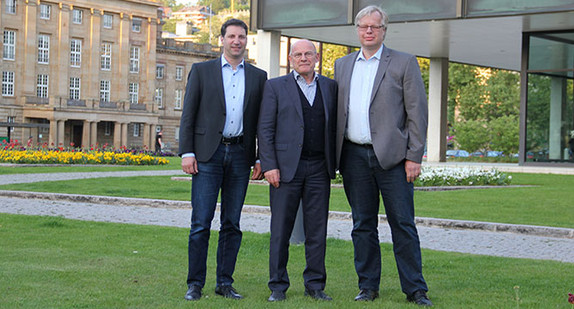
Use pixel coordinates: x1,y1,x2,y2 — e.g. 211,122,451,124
342,52,358,107
317,76,330,124
286,74,304,121
370,47,391,104
243,62,252,112
214,57,226,110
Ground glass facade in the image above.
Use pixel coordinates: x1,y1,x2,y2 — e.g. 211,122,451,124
468,0,574,16
525,31,574,163
259,0,349,29
357,0,457,22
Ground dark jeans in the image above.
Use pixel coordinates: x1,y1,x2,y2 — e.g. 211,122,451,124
339,141,428,295
268,158,330,292
187,143,250,288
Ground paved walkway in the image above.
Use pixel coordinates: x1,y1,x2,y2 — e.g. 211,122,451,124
1,166,573,264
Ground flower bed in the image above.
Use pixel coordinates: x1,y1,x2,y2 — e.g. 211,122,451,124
415,166,511,186
333,166,512,186
0,142,168,166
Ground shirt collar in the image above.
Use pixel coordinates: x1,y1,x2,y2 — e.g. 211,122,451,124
357,44,384,62
293,70,318,84
221,56,245,69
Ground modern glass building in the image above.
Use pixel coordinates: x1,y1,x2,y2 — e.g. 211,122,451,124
251,0,574,166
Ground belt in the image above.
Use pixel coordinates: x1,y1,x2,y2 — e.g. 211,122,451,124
345,139,372,148
221,135,243,145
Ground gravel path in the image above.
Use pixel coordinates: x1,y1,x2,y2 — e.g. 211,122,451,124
1,195,573,264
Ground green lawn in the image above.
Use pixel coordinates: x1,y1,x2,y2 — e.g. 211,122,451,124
1,214,572,308
1,172,573,228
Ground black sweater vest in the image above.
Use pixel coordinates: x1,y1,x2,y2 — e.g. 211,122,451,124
297,82,325,160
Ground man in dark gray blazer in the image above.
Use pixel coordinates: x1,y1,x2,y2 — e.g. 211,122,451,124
179,19,267,301
334,6,432,306
258,40,337,302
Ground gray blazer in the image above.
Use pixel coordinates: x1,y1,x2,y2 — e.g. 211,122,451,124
258,73,338,183
178,57,267,166
334,47,428,169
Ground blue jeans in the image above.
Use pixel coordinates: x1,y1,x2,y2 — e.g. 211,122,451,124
187,143,250,288
339,141,428,295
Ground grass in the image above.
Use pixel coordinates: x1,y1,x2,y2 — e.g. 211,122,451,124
1,213,572,308
1,172,573,228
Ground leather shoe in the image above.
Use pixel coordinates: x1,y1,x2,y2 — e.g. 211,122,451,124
184,285,202,301
354,289,379,301
407,290,433,306
215,285,243,299
268,290,286,302
304,288,332,301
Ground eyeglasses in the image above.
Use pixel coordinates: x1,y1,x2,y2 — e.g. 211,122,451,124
291,51,317,60
356,24,385,32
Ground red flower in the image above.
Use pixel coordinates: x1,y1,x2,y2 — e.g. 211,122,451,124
568,293,574,304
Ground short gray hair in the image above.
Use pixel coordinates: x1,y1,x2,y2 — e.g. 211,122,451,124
355,5,388,29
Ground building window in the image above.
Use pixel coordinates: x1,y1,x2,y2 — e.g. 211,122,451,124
40,4,51,19
100,80,110,102
70,39,82,67
175,127,179,141
175,89,182,109
69,77,80,100
129,46,139,73
132,18,142,32
156,64,164,79
175,66,184,80
104,122,112,136
100,42,112,70
37,34,49,64
6,0,16,14
103,14,113,29
155,88,163,108
37,74,49,98
2,71,15,96
133,123,141,137
129,83,139,104
72,9,82,24
3,30,16,60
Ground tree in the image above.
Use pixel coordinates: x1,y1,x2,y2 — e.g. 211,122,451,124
490,115,519,155
447,63,520,154
453,119,490,153
197,0,230,13
320,44,348,79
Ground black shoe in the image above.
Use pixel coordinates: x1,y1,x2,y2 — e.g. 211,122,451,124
354,289,379,301
184,285,202,301
268,290,286,302
304,288,332,301
407,290,433,306
215,285,243,299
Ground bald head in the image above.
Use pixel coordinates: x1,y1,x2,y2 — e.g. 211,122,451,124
289,39,317,56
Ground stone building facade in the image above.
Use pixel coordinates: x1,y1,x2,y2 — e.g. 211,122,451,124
1,0,218,151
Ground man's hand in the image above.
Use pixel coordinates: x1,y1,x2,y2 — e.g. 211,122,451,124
182,156,198,175
405,160,421,183
264,169,280,188
252,162,263,180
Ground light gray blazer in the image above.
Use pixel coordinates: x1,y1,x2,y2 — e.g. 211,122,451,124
334,46,428,170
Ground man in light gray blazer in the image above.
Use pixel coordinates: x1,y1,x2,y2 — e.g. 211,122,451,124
258,40,337,302
334,5,432,306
